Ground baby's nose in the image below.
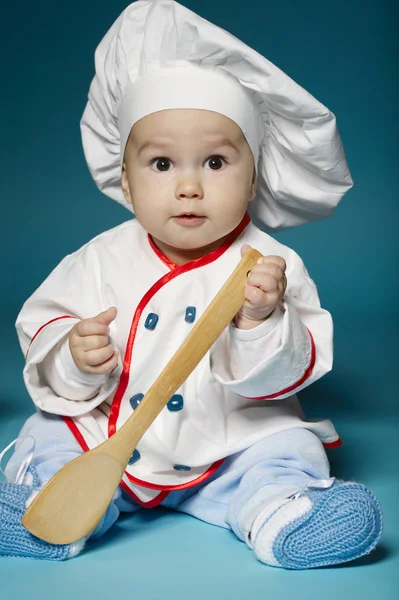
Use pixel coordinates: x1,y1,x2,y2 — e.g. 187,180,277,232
176,176,204,199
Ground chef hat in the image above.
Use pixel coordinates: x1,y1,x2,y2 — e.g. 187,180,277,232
80,0,353,231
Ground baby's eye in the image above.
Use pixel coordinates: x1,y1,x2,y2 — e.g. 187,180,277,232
151,157,173,172
205,156,226,170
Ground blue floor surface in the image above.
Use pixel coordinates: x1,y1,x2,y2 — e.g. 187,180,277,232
0,315,398,599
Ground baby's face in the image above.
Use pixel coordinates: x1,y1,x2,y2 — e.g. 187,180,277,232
122,109,256,264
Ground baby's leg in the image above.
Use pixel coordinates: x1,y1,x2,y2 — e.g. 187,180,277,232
170,428,383,569
0,411,125,560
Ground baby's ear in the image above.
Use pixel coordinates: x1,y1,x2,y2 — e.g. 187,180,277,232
121,162,133,205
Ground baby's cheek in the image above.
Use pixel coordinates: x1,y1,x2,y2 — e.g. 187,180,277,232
144,169,175,183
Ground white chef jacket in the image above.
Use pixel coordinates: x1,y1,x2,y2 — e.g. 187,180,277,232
16,213,341,507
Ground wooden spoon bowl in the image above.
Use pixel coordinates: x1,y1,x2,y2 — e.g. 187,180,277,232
22,248,262,544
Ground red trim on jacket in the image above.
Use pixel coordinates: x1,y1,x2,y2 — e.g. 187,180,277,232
119,480,170,508
64,416,90,452
27,315,76,358
63,213,249,503
147,212,251,272
244,328,316,400
124,458,225,491
108,212,250,436
147,236,179,271
323,438,342,449
64,418,171,506
64,416,224,496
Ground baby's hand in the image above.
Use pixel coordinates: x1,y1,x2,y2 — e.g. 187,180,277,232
69,307,118,374
234,245,287,330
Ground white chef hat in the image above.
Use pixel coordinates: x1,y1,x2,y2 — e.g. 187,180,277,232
80,0,353,232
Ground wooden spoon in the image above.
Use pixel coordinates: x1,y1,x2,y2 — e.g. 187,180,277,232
22,248,262,544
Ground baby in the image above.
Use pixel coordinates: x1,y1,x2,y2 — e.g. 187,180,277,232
0,0,383,567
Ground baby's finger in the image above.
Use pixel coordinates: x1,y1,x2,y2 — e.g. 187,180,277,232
257,255,287,273
85,344,116,367
80,334,110,351
244,285,278,309
247,272,279,294
74,319,110,338
85,351,119,375
93,307,118,326
249,263,285,284
240,244,253,257
244,286,264,309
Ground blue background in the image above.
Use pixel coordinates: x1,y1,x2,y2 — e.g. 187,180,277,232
0,0,397,597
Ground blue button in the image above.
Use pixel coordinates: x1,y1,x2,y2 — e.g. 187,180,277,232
130,393,144,410
173,464,191,471
128,449,141,465
167,394,184,412
145,313,159,330
185,306,196,323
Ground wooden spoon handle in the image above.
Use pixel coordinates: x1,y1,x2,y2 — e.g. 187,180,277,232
93,247,263,465
22,248,262,544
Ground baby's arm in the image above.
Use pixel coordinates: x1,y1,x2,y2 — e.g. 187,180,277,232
16,244,120,416
40,307,118,401
68,307,118,375
209,245,332,400
234,244,287,330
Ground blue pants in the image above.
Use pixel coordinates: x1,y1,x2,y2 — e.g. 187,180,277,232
4,412,333,543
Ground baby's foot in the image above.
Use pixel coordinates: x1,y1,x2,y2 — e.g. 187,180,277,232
250,480,383,569
0,466,85,560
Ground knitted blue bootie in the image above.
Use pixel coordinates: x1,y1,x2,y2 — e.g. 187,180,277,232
250,480,383,569
0,466,85,560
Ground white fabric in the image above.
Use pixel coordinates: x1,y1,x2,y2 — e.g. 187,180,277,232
45,304,285,402
252,495,312,566
237,483,304,547
250,476,335,565
41,337,107,401
118,64,264,172
15,217,340,498
80,0,353,231
0,438,35,485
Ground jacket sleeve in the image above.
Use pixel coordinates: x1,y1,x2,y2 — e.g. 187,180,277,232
209,249,333,400
15,244,119,416
40,336,108,401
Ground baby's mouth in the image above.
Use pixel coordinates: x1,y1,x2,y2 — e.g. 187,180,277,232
174,213,206,224
175,213,205,219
